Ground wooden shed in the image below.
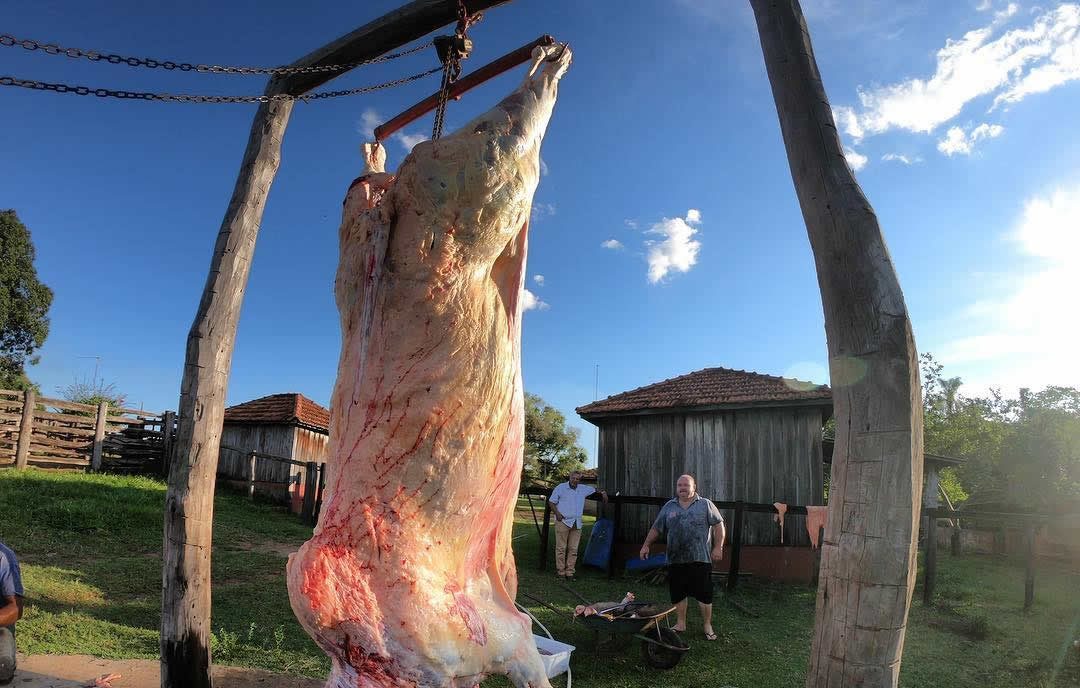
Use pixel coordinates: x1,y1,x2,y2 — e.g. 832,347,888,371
577,366,833,547
218,393,329,510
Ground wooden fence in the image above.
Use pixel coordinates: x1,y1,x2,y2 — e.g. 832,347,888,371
218,444,325,524
0,388,175,472
521,487,825,590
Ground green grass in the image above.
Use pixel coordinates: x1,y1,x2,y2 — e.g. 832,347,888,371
2,469,1078,686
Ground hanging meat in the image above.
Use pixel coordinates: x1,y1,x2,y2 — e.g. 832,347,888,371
287,43,571,688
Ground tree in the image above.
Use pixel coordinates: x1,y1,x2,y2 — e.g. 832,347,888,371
523,393,587,485
59,374,128,413
920,353,1080,511
0,210,53,391
750,2,924,686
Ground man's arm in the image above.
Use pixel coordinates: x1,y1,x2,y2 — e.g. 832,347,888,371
548,491,565,522
711,521,726,562
639,527,662,559
0,595,22,626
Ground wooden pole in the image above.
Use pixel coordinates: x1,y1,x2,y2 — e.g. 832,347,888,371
1024,522,1035,611
608,498,622,579
727,501,744,591
91,401,108,472
161,410,176,477
540,496,551,572
313,463,326,524
749,1,924,684
160,4,515,685
923,516,937,605
302,461,318,524
14,388,34,469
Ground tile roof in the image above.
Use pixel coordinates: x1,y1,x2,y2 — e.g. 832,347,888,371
576,366,832,418
223,393,330,433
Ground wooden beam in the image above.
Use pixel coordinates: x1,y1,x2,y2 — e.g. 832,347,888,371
923,516,937,605
280,0,511,96
161,3,517,685
727,501,745,591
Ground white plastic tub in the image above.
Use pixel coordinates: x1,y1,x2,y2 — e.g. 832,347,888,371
533,634,576,679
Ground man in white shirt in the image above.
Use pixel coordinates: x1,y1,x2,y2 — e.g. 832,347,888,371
549,471,607,580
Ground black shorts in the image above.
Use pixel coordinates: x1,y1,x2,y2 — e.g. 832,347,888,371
668,562,714,604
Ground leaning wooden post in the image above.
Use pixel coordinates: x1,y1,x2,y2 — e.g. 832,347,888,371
14,388,35,469
749,1,924,684
91,401,108,472
161,82,296,688
923,513,937,605
1024,522,1036,611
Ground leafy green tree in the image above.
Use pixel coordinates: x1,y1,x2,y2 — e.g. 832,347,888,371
0,211,53,391
919,353,1080,511
523,393,587,485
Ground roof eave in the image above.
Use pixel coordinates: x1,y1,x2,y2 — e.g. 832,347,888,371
577,397,834,424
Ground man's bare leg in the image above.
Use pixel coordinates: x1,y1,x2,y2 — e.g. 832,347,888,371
672,598,688,632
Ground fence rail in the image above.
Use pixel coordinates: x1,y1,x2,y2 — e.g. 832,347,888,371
520,487,825,590
218,444,324,524
0,389,173,472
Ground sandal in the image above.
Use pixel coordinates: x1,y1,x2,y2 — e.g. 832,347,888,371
704,631,717,641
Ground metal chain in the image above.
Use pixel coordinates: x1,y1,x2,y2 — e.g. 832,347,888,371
0,33,434,75
432,0,480,140
0,66,442,104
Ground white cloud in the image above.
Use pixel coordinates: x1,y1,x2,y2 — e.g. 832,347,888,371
882,152,922,164
359,108,381,138
521,288,550,312
540,157,549,176
395,132,428,150
624,219,638,230
645,211,702,283
601,239,624,250
937,122,1003,155
844,146,869,170
837,5,1080,138
530,202,556,222
357,107,427,151
685,208,702,224
994,2,1019,22
937,184,1080,393
533,274,545,286
976,0,992,11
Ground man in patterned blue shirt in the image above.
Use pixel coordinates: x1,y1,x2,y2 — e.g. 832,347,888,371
0,541,24,685
639,474,725,641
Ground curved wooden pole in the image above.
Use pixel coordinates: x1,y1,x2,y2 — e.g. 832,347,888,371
748,1,924,686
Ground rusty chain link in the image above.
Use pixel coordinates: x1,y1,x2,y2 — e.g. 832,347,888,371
0,66,442,104
0,33,434,75
432,0,481,140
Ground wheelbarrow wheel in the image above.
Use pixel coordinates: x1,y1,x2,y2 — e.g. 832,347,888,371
640,627,684,670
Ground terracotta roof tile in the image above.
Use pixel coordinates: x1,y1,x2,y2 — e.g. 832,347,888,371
576,366,831,417
223,393,330,433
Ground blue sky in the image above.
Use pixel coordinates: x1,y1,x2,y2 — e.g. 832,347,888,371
3,0,1078,465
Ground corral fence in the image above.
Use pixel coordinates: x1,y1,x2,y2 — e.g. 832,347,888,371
217,443,325,525
0,388,175,472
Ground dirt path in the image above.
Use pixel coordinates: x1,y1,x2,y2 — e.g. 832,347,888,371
13,654,323,688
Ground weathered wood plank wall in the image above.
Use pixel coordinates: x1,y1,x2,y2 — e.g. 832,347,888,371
597,406,826,545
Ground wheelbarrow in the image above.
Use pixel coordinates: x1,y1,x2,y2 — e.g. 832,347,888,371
520,591,689,670
576,599,689,669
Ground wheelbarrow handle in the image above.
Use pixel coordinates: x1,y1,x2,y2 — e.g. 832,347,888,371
518,591,577,623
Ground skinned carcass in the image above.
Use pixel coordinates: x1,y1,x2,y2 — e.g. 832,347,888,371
287,44,572,688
